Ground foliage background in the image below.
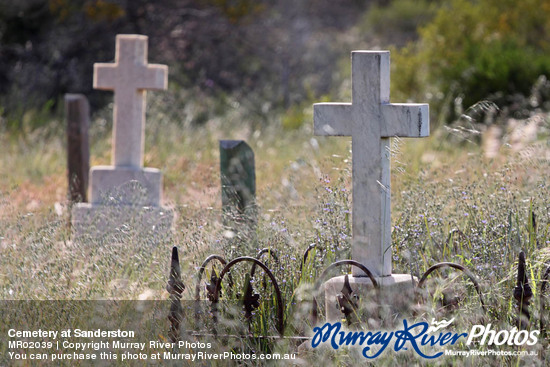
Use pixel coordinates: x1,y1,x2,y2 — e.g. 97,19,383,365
0,0,365,129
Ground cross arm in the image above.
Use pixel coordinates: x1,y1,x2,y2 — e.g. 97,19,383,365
313,103,353,136
93,63,117,90
380,103,429,137
137,64,168,90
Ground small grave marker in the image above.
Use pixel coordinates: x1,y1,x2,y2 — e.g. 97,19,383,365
66,94,90,202
219,140,256,232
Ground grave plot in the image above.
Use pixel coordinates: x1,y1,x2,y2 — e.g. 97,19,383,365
314,51,428,320
71,35,172,243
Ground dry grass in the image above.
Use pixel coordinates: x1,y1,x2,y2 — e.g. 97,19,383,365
0,92,549,365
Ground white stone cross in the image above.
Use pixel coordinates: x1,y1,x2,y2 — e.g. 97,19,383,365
94,34,168,168
314,51,429,277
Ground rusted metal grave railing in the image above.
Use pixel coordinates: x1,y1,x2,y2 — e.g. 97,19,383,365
168,247,297,343
416,262,487,314
166,242,550,346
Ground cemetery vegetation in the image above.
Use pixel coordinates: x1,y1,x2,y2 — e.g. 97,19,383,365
1,1,550,365
1,87,549,365
388,0,550,124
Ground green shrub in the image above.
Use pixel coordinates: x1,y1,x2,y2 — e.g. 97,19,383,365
362,0,438,45
391,0,550,123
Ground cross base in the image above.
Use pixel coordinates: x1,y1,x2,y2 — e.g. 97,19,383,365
89,166,163,206
71,203,173,244
71,165,172,243
324,274,417,326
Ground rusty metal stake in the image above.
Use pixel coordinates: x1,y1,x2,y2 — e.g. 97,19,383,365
167,247,185,343
514,251,532,330
337,274,359,326
242,274,260,333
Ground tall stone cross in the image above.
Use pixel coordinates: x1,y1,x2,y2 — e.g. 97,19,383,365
314,51,429,277
94,34,168,168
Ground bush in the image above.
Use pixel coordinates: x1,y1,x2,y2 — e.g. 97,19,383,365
361,0,438,46
391,0,550,123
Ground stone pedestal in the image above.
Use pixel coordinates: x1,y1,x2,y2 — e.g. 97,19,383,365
89,166,162,206
71,166,172,243
324,274,416,325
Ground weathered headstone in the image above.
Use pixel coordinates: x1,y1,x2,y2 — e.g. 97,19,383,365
219,140,256,233
314,51,429,320
72,35,172,241
66,94,90,203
